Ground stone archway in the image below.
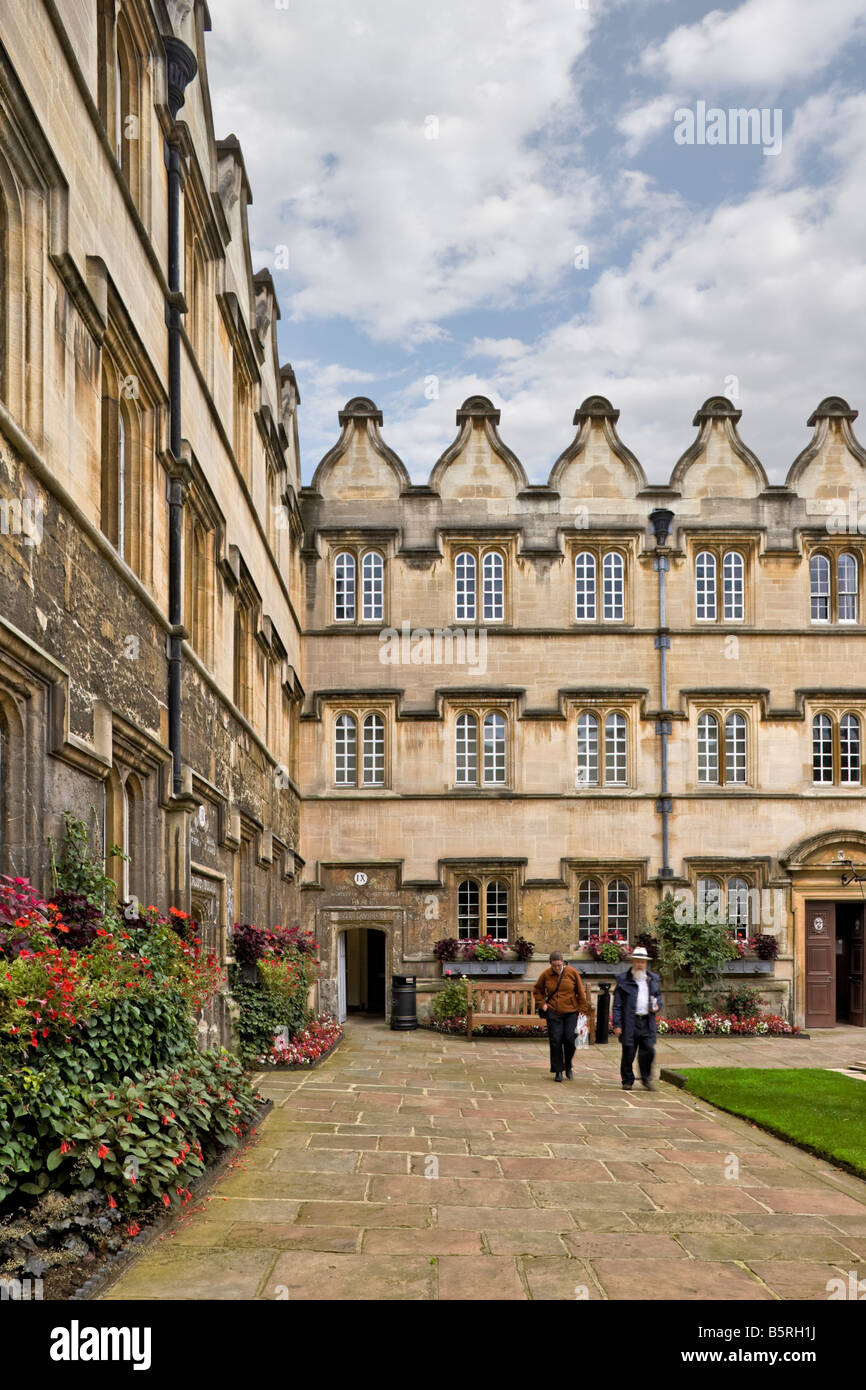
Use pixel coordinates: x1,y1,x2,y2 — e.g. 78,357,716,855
781,831,866,1029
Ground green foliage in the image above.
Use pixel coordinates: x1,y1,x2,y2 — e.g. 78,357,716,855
718,984,765,1020
473,941,501,961
229,944,319,1067
0,1052,259,1211
49,811,123,927
431,978,470,1021
230,975,292,1069
653,891,734,1015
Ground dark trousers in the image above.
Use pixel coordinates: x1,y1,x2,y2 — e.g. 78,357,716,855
546,1010,577,1073
620,1015,655,1086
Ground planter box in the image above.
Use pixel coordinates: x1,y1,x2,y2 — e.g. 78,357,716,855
723,959,774,974
442,961,526,977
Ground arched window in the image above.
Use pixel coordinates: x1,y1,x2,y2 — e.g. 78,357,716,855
334,714,357,785
482,551,504,622
482,712,506,784
575,552,596,620
362,552,384,622
334,552,355,621
577,879,601,942
0,185,6,401
724,713,747,783
697,877,722,924
727,877,751,939
456,713,478,784
576,712,599,787
696,552,717,620
362,713,384,785
697,713,719,783
812,714,833,783
810,554,830,622
115,12,144,209
455,552,476,622
838,553,858,623
604,712,627,784
723,551,744,621
458,879,480,939
608,879,630,938
602,552,624,621
840,713,861,785
486,881,509,940
0,706,7,870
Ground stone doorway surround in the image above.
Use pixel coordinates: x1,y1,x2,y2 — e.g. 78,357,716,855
317,906,407,1023
782,830,866,1030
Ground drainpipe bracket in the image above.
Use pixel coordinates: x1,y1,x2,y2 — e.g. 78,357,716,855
655,797,673,814
654,634,671,650
655,721,672,736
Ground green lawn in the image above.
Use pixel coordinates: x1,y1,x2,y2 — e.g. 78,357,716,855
676,1068,866,1180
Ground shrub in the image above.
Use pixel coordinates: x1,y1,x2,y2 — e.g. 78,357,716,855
719,985,766,1020
585,934,630,963
231,922,317,965
0,1051,260,1211
654,892,734,1015
512,936,536,961
633,931,659,962
431,978,470,1022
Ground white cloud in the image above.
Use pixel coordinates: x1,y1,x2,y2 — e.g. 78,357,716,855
642,0,866,90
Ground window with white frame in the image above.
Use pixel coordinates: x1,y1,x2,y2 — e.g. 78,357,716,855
697,876,723,923
334,713,357,784
576,712,599,786
457,879,480,938
723,551,745,621
697,711,748,784
576,876,632,943
697,713,719,782
362,552,384,622
608,879,630,937
604,713,627,784
456,712,478,784
577,879,601,941
482,551,505,621
727,877,751,939
696,551,717,620
486,880,509,939
724,713,747,783
334,552,356,622
455,552,476,622
483,712,507,783
602,552,625,621
840,713,861,784
362,713,385,785
575,552,597,620
696,875,754,939
838,553,858,623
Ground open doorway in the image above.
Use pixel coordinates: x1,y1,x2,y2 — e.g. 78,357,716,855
338,927,387,1022
836,903,865,1025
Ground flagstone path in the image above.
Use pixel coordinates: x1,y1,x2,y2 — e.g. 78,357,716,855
103,1019,866,1301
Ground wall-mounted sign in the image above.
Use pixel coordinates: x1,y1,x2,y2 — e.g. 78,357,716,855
198,804,206,828
353,871,368,886
813,917,824,932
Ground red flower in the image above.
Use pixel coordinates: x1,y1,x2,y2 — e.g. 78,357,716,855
163,1193,170,1207
127,1221,140,1237
98,1143,109,1159
108,1196,117,1209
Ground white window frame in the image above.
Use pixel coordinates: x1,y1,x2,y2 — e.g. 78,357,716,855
334,552,356,622
334,713,357,785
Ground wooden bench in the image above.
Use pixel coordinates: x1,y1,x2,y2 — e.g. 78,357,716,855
466,980,596,1040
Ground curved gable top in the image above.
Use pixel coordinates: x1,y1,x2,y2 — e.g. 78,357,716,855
785,397,866,498
549,396,647,498
429,397,529,499
670,397,769,498
311,399,411,500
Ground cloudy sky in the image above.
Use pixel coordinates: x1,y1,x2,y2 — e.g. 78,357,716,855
205,0,866,484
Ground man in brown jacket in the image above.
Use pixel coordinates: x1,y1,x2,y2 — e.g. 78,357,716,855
533,951,589,1082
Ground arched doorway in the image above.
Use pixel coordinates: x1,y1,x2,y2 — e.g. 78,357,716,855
782,831,866,1029
337,926,387,1022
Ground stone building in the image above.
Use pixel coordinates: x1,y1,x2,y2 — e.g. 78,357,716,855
0,1,303,1041
1,2,864,1039
299,393,866,1033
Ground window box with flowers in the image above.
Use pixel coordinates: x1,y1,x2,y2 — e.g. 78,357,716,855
436,935,533,977
723,934,776,974
577,934,631,975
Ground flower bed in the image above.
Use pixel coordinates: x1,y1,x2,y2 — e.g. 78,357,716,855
657,1012,800,1036
261,1016,343,1067
421,1017,547,1038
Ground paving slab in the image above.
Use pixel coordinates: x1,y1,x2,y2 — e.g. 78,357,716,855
102,1016,866,1301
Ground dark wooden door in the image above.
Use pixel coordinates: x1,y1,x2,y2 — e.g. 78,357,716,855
805,901,836,1029
850,910,865,1026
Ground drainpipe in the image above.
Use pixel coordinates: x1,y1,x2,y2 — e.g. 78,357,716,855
649,509,675,879
162,36,197,794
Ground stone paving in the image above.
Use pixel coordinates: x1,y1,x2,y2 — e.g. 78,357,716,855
103,1019,866,1300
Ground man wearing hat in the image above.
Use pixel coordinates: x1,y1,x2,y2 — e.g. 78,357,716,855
612,946,662,1091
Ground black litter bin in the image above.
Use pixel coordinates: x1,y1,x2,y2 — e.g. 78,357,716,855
390,974,418,1030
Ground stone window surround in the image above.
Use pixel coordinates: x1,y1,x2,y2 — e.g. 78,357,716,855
806,540,864,626
567,541,632,625
809,705,863,788
565,698,639,793
329,704,391,789
449,702,513,790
